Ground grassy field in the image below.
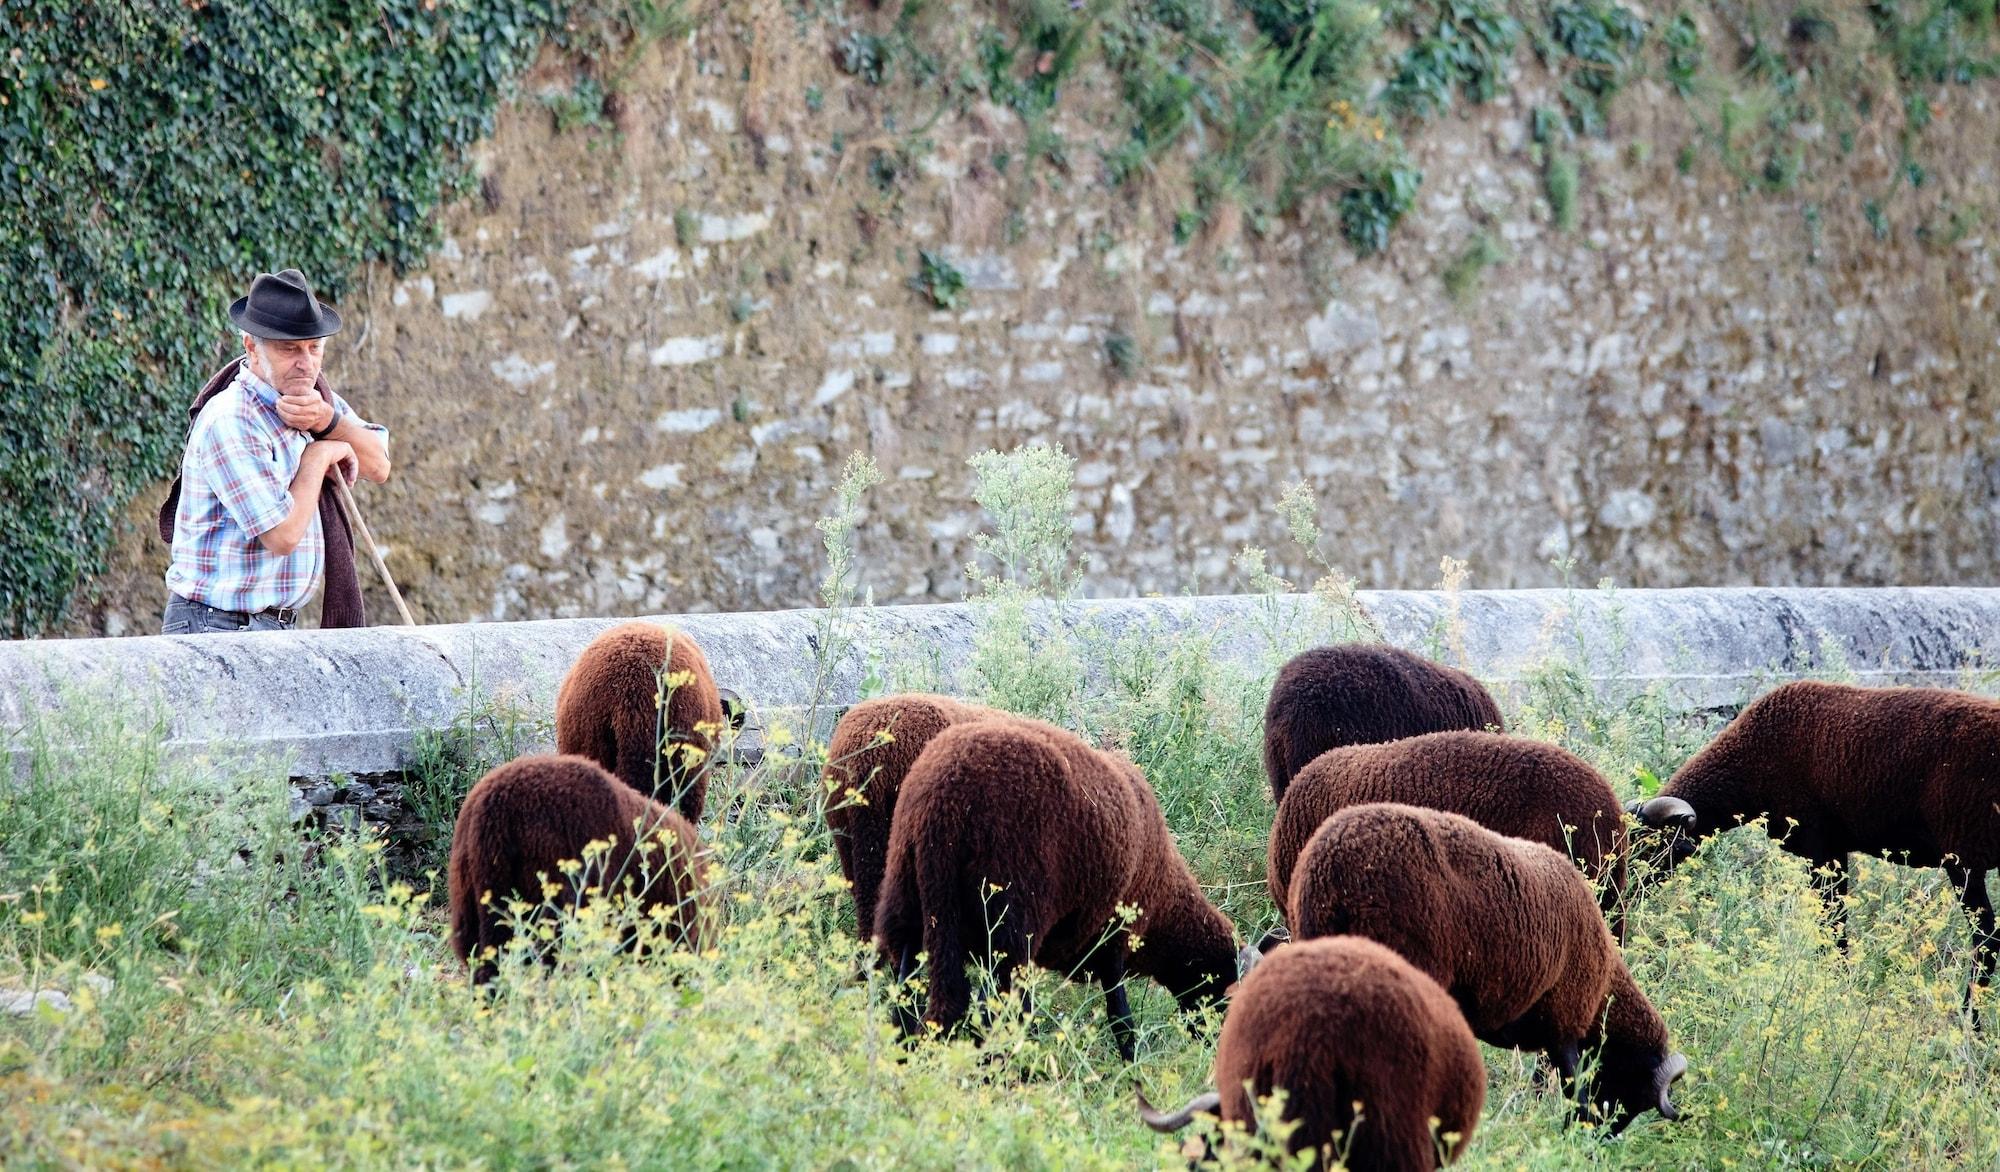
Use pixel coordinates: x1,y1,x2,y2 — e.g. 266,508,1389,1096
6,459,2000,1169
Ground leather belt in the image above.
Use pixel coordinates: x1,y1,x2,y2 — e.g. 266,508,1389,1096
173,594,298,628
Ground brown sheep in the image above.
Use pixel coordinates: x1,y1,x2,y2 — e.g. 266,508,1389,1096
1289,803,1686,1132
874,716,1238,1060
555,621,734,823
1629,680,2000,1012
448,754,709,985
821,693,991,941
1267,730,1629,940
1263,644,1503,806
1137,935,1485,1171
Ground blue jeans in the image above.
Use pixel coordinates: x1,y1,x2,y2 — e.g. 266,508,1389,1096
161,592,296,635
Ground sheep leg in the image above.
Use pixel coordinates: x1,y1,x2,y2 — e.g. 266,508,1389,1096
1550,1040,1580,1089
1537,1040,1592,1126
472,906,510,988
891,941,922,1039
978,893,1034,1039
1096,949,1137,1062
1945,862,1996,1022
1809,854,1851,952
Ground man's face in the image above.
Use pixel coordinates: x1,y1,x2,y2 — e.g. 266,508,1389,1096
245,334,326,396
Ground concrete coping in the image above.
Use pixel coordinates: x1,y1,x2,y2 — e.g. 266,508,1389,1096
4,587,1999,782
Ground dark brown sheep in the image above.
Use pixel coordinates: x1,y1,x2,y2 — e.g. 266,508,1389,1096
1263,644,1503,806
821,693,991,940
555,621,733,823
1267,731,1629,939
1138,935,1485,1171
1289,802,1685,1132
874,716,1237,1060
1630,680,2000,1009
448,754,709,985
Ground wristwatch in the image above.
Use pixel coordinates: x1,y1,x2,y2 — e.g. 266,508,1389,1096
309,403,343,440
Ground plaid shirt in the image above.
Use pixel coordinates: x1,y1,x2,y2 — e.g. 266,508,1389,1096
165,366,387,613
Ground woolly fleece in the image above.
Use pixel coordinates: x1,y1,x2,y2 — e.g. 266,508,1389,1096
556,621,727,823
1268,730,1628,936
1263,644,1503,805
448,753,708,984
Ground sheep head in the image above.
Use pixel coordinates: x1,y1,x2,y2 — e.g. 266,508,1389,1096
1134,900,1239,1018
1629,795,1696,829
1587,1043,1688,1134
717,688,750,732
1157,943,1235,1018
1626,795,1701,865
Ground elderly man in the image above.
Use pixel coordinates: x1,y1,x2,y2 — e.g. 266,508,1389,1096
159,269,391,633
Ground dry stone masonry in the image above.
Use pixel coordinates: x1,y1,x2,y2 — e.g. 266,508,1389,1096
72,18,2000,635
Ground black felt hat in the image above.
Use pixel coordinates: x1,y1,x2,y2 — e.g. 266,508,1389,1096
228,269,343,340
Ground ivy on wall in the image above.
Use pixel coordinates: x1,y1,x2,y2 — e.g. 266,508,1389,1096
0,0,563,637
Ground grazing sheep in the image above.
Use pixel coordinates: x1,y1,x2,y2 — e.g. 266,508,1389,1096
821,693,991,941
448,754,708,985
1629,679,2000,1008
874,716,1237,1060
1267,731,1629,939
1137,936,1485,1171
1263,644,1503,806
556,621,732,823
1289,803,1685,1132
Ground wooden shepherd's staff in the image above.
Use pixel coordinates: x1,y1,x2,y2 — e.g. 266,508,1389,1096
330,476,417,626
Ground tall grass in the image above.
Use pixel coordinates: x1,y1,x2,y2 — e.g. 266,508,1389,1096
4,456,1999,1168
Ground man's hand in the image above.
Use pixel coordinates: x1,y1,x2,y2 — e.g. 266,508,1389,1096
277,391,335,435
306,439,355,472
307,438,360,489
256,439,355,557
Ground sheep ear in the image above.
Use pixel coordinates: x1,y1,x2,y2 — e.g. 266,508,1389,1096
718,688,748,731
1636,796,1698,831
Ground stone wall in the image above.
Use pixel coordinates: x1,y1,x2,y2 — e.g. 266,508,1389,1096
25,587,1997,870
73,5,2000,635
16,588,2000,784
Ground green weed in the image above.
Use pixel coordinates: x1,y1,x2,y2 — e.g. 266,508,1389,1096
1103,329,1141,379
1664,10,1705,97
1546,151,1581,230
806,453,886,733
1340,164,1424,257
1385,0,1523,118
1442,230,1509,302
839,30,894,86
539,75,611,134
963,443,1086,724
910,250,968,310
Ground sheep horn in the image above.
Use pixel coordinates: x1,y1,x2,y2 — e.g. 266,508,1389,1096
1135,1086,1221,1133
718,688,749,731
1654,1052,1688,1120
1635,796,1698,831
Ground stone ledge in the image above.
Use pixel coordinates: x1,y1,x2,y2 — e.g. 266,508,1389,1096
5,587,1999,782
